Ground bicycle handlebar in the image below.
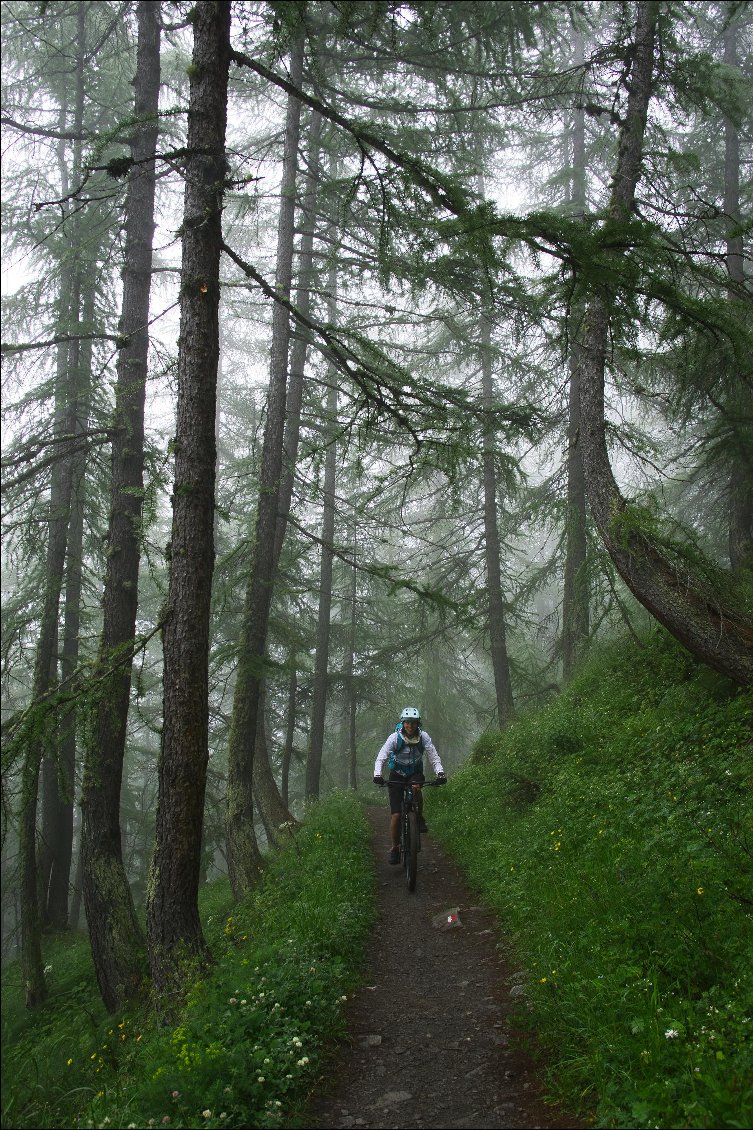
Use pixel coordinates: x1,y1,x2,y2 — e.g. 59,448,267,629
373,778,447,787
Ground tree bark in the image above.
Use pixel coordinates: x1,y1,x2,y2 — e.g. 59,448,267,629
226,32,304,898
480,307,515,724
304,388,338,800
253,686,296,845
273,108,322,565
344,533,358,791
306,249,339,800
576,1,753,688
43,280,95,931
281,661,297,809
81,0,160,1012
252,108,323,833
474,157,515,723
69,828,84,931
18,2,88,1008
147,0,231,1000
562,33,590,682
723,13,753,571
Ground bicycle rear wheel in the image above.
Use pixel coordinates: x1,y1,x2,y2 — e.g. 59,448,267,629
405,809,418,891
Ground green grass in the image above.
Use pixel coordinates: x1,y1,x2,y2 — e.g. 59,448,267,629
1,791,375,1130
426,629,753,1129
4,632,751,1129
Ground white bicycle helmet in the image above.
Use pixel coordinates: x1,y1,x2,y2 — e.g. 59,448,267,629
400,706,421,722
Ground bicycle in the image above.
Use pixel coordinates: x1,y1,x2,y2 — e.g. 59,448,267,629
376,777,445,892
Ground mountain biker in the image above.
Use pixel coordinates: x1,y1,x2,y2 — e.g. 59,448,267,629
373,706,447,865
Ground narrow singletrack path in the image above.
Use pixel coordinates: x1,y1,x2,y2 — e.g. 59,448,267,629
302,807,584,1130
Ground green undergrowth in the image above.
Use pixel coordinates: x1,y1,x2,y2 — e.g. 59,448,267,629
1,791,375,1130
426,629,753,1129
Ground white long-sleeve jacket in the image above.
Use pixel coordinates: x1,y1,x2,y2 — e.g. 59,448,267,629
374,728,444,778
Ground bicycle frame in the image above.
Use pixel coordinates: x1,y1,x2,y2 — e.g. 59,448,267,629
399,779,422,891
379,778,442,892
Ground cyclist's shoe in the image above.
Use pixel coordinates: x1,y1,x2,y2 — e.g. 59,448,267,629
419,817,429,834
388,847,400,865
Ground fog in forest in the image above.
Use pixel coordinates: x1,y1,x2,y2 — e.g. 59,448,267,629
1,0,750,1018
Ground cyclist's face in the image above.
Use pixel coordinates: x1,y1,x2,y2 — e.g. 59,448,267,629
402,718,419,733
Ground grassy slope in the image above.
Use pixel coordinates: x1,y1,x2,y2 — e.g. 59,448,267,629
2,631,751,1129
1,793,375,1130
425,629,753,1129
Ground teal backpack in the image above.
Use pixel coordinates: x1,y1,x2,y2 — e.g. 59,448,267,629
387,724,425,777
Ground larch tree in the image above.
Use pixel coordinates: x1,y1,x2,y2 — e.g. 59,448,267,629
225,29,305,898
574,1,753,687
13,0,99,1007
305,240,340,801
146,0,231,999
561,24,591,683
723,7,753,571
81,0,160,1013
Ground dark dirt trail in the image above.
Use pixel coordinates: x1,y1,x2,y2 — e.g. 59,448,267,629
301,807,584,1130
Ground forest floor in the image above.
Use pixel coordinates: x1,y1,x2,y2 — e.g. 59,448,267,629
300,806,586,1130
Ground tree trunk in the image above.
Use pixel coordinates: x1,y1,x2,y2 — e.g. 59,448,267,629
475,162,515,724
69,827,84,931
147,0,231,1000
226,32,304,898
562,35,590,682
723,14,753,571
43,281,95,931
281,662,297,809
480,308,515,724
273,108,322,565
306,253,339,800
81,0,160,1012
18,2,89,1007
253,686,296,845
576,1,753,688
250,108,324,834
344,534,358,791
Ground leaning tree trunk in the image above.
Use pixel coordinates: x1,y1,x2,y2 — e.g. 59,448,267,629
81,0,160,1012
226,32,304,899
146,0,231,1001
576,1,753,687
561,34,591,683
723,14,753,571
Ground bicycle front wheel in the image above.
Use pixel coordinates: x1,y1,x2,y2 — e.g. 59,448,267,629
405,809,418,891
